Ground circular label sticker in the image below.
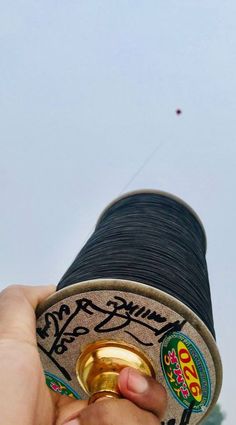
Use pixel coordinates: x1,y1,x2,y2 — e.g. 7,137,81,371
44,371,81,399
161,332,211,413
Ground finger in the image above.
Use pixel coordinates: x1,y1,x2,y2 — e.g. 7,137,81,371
62,398,159,425
59,368,167,425
54,395,88,425
118,367,167,420
0,284,55,343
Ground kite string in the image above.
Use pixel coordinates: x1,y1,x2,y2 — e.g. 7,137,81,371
81,141,165,244
119,141,164,195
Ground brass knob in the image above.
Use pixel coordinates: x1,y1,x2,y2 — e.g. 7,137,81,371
76,340,156,403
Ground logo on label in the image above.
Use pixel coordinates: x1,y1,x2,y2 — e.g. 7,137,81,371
161,332,211,413
44,371,81,399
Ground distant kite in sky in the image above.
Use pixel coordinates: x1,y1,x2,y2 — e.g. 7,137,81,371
176,109,182,115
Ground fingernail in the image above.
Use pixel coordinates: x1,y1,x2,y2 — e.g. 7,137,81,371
63,419,80,425
127,368,148,394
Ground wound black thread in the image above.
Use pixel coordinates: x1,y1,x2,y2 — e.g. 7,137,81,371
57,191,215,338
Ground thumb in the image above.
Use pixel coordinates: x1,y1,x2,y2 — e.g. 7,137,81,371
118,367,167,420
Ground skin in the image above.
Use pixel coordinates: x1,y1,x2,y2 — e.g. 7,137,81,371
0,285,167,425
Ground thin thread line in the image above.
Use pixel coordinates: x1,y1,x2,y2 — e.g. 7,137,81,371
81,141,164,245
119,142,164,195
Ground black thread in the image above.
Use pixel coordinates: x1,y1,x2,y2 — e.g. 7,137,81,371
57,192,215,338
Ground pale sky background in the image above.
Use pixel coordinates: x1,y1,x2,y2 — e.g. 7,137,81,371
1,1,235,423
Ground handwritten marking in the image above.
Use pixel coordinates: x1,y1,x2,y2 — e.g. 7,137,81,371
161,401,195,425
37,295,186,381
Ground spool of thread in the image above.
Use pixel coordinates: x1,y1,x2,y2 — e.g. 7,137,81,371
58,191,214,337
36,190,222,425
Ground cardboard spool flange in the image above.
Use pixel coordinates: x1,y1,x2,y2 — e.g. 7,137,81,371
36,279,222,425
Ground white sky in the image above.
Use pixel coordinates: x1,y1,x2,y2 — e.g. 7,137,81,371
1,1,235,423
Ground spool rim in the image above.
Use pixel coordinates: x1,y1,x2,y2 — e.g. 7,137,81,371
36,277,222,417
95,189,207,251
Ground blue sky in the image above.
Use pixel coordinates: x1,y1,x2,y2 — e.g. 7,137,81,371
1,1,236,423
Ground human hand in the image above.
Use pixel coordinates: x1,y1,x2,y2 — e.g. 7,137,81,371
0,285,167,425
59,366,167,425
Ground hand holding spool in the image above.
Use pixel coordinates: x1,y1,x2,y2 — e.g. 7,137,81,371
36,190,222,424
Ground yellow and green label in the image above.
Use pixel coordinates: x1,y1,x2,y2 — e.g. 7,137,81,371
44,371,81,399
161,332,211,413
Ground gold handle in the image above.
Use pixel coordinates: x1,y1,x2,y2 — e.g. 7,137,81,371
76,340,156,403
